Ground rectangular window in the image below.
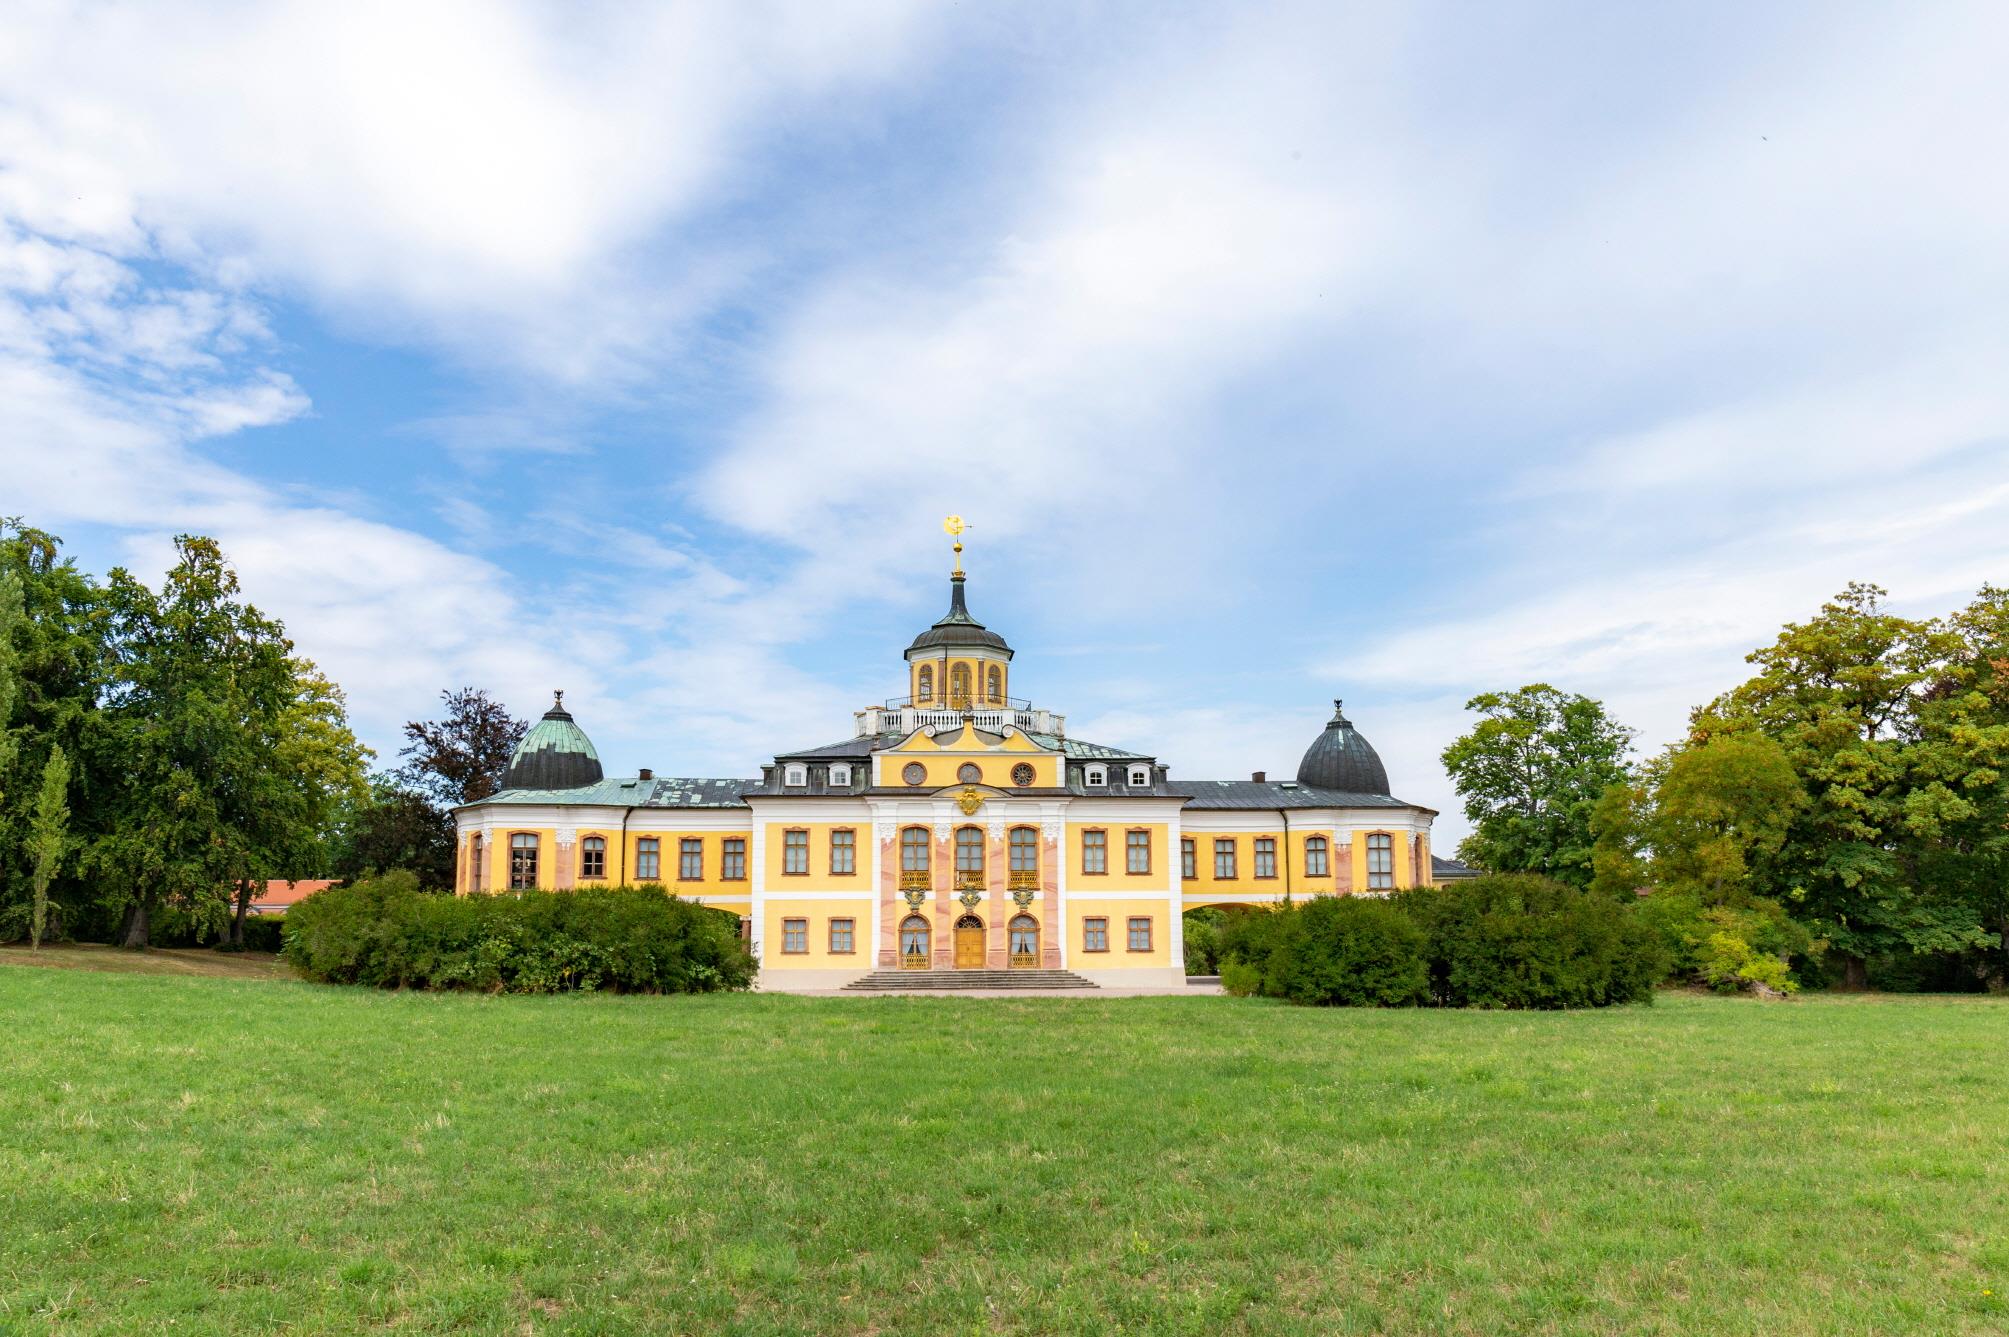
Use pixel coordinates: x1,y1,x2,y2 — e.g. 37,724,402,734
679,838,703,881
1082,917,1110,952
1367,833,1395,889
1304,835,1329,878
1125,829,1151,875
1181,837,1196,880
1254,837,1277,879
783,828,809,875
830,829,855,875
781,917,808,954
509,833,538,890
580,836,605,880
1082,829,1107,875
721,837,746,881
1127,917,1153,952
1214,838,1237,880
829,917,855,954
635,837,660,881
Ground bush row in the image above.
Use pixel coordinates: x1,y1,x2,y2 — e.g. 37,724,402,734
1219,873,1667,1009
284,873,756,994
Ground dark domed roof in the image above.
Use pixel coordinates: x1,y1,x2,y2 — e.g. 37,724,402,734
906,575,1012,656
1295,700,1390,795
502,693,605,791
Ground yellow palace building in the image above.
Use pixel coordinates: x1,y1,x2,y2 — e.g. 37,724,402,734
452,537,1440,990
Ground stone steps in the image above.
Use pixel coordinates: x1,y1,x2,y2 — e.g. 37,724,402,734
841,969,1100,991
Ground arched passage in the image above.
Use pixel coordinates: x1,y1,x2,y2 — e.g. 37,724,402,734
900,914,931,969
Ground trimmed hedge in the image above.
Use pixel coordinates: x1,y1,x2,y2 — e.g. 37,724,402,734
1218,874,1666,1009
284,873,756,994
1394,874,1666,1008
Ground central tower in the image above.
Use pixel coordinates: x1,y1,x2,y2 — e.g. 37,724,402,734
905,521,1013,708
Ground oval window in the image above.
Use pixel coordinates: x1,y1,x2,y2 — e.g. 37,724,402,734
957,763,982,784
902,762,927,786
1011,763,1035,787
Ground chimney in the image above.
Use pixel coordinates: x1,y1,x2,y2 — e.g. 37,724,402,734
638,768,653,781
1251,770,1266,783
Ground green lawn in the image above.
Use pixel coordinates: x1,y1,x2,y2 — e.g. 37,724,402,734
2,971,2006,1336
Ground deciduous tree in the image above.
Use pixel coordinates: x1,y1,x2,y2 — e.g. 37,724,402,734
1441,684,1634,887
398,687,526,807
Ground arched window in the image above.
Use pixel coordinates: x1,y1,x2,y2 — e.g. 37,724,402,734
1304,835,1329,878
985,664,1001,703
469,834,483,892
901,826,931,878
509,832,539,890
1009,914,1039,967
900,914,931,968
955,825,985,888
949,663,972,708
1008,826,1038,889
916,664,933,703
580,835,606,879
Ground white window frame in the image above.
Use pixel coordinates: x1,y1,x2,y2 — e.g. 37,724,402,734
784,764,807,787
1127,766,1149,787
1085,765,1107,787
829,763,851,787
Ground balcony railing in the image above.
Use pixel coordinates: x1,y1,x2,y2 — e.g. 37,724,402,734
899,869,931,892
886,692,1032,712
954,869,986,892
855,703,1065,739
1007,869,1039,893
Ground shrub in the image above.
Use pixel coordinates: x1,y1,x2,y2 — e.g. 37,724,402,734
1219,959,1264,997
1182,908,1224,975
1393,873,1666,1009
285,875,756,994
1261,895,1428,1006
1634,891,1814,994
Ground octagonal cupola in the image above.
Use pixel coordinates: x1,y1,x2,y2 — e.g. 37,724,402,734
1295,699,1390,795
903,520,1014,709
501,691,604,791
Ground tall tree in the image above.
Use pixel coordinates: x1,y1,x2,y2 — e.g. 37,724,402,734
27,744,70,948
1441,684,1634,886
331,777,456,891
0,521,104,939
92,536,288,947
398,687,526,807
1591,732,1806,904
1696,582,1994,985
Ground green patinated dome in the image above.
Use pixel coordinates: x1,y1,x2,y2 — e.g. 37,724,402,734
503,692,604,791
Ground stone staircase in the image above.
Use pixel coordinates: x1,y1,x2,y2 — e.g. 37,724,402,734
841,968,1100,992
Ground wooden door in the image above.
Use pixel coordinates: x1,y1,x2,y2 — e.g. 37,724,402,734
954,914,985,968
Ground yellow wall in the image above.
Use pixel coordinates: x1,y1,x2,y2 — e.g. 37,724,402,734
884,754,1060,788
622,828,756,893
1067,899,1172,967
1065,821,1169,888
763,896,877,968
1177,828,1421,896
761,821,874,883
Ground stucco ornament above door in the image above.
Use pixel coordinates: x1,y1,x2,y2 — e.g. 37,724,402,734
957,786,984,815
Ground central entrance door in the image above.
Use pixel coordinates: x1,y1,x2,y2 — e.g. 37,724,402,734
954,913,985,969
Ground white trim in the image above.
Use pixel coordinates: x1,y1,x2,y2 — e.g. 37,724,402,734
1060,889,1179,901
755,889,878,902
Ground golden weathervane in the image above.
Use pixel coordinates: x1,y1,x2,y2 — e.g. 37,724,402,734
943,514,969,576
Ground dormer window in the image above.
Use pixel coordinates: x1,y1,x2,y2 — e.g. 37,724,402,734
1085,765,1106,787
1127,766,1149,787
829,764,851,787
784,764,807,787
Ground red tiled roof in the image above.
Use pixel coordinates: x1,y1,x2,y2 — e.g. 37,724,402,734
250,879,336,911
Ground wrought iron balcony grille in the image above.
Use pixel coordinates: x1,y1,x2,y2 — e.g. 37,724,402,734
899,869,932,892
1007,869,1039,892
954,869,987,892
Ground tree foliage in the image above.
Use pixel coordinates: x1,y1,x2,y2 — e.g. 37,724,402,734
398,687,526,807
1441,684,1634,886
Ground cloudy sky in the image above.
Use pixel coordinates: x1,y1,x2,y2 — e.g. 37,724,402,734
4,0,2006,841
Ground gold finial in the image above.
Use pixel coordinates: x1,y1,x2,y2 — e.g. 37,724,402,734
942,514,969,575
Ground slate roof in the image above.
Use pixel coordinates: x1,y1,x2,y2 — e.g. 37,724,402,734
1294,700,1390,795
1431,855,1480,880
906,574,1012,655
466,776,751,809
1179,779,1426,811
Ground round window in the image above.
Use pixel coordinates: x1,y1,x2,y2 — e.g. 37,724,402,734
902,762,927,786
957,763,982,784
1011,763,1035,787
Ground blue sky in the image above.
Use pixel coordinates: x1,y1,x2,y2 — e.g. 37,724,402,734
4,0,2007,841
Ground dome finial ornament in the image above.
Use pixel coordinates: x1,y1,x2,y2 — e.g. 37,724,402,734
555,689,565,709
943,514,969,576
1297,696,1389,794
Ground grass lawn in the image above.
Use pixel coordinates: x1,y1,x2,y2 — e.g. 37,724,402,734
0,942,292,981
2,971,2006,1336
